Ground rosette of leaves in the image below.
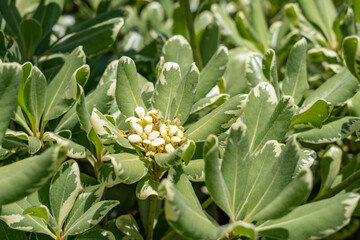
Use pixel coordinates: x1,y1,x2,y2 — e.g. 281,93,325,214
0,160,119,240
0,0,124,62
88,35,248,239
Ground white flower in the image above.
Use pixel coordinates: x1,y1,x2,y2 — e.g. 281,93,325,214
152,138,165,146
176,129,183,138
160,124,167,138
143,140,152,144
132,123,143,135
125,116,139,123
135,106,145,117
165,144,175,153
171,136,181,144
144,125,153,135
147,110,158,115
144,115,153,123
168,126,178,136
128,134,142,143
148,131,160,140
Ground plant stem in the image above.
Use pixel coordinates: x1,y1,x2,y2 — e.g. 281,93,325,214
313,169,360,201
179,0,203,70
201,196,213,209
146,195,158,240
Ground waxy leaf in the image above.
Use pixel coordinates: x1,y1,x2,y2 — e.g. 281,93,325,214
64,200,119,236
258,193,360,239
171,63,199,123
50,18,124,55
155,140,195,167
153,62,181,120
116,57,146,118
136,176,160,200
20,19,42,59
43,132,86,159
245,53,267,88
0,145,66,205
5,129,41,154
282,38,308,105
195,46,229,101
186,94,247,141
262,49,280,98
343,35,360,81
102,153,148,184
162,35,193,77
190,94,229,116
303,69,358,106
0,221,27,240
0,63,22,145
183,159,205,182
290,99,332,129
75,229,116,240
43,47,85,121
50,160,82,228
296,117,360,143
115,214,144,240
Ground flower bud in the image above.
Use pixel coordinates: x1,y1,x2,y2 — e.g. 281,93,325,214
128,134,142,143
160,124,167,138
152,138,165,146
176,129,183,138
135,107,145,117
171,136,181,144
165,144,175,153
144,116,153,123
148,131,160,140
132,123,143,135
143,140,152,144
168,125,178,136
144,125,153,135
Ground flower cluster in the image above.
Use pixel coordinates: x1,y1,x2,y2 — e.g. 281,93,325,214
124,107,187,157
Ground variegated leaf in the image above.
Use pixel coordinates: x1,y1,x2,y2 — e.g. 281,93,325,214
115,214,144,240
43,132,86,159
64,200,119,236
190,94,229,115
5,129,41,154
50,160,82,228
162,35,193,77
43,47,86,120
195,46,228,101
153,62,181,120
102,153,148,184
183,159,205,182
155,140,195,167
90,108,134,152
186,94,247,141
136,176,160,200
116,57,146,118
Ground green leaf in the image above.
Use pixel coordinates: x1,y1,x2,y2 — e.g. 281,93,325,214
204,134,234,220
43,132,86,159
245,53,267,88
171,63,199,123
296,117,360,144
0,63,22,145
46,64,89,121
199,22,220,66
211,4,257,51
251,167,313,221
244,138,301,222
50,18,123,55
303,68,359,106
153,62,181,119
33,0,65,36
0,220,27,240
282,38,308,105
0,194,55,237
297,0,337,47
115,214,144,240
140,82,154,109
43,46,85,120
0,0,22,44
90,108,134,152
97,162,122,188
116,57,146,118
155,140,195,167
318,146,342,197
160,170,219,240
23,205,60,233
64,185,105,233
195,46,229,101
56,78,116,131
183,159,205,182
245,82,277,153
249,0,268,49
343,35,360,81
50,160,82,228
75,229,116,240
20,19,42,59
262,49,280,98
64,200,119,236
76,86,91,133
102,153,148,184
290,99,332,129
24,66,47,129
189,94,229,120
186,94,247,141
215,221,257,240
258,193,360,239
136,176,160,200
5,129,41,154
162,35,193,77
294,148,316,177
0,145,66,205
